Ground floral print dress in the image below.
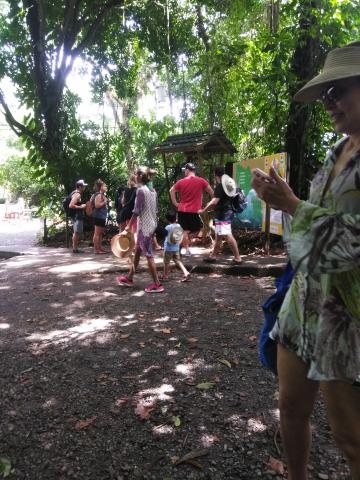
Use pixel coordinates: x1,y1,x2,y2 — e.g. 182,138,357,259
271,137,360,383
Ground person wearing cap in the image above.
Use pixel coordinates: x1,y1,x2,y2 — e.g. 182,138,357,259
252,42,360,480
69,179,87,253
169,161,214,255
198,166,242,264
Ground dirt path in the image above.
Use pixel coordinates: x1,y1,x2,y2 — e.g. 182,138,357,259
0,252,350,479
0,219,41,255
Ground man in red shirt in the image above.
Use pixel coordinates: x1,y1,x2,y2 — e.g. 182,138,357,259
170,162,213,255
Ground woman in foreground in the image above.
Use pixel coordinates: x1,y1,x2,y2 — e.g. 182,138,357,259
252,42,360,480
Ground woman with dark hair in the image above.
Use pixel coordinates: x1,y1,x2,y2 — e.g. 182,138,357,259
117,167,164,293
252,42,360,479
115,186,125,229
118,173,137,232
92,179,108,254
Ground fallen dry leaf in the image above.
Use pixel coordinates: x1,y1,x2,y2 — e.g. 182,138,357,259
269,456,285,475
218,358,232,369
115,398,128,407
187,337,199,343
159,328,172,334
196,382,215,390
119,333,130,339
186,459,203,469
249,335,257,341
174,448,209,465
138,342,146,348
134,402,155,420
74,416,96,430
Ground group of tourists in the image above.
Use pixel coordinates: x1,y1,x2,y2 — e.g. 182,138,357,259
66,42,360,480
69,160,242,292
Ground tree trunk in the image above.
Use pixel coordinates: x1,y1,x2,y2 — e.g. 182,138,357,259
195,2,216,130
285,0,322,198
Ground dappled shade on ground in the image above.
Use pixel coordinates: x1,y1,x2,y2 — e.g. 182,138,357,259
0,253,349,479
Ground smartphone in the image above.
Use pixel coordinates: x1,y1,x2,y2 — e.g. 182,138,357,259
252,168,275,183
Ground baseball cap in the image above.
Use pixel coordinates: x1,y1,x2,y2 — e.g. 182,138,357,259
182,162,196,171
76,179,88,187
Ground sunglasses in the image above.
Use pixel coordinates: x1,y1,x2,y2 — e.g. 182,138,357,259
321,84,348,104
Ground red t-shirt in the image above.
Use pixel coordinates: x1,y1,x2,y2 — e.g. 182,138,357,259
174,175,210,213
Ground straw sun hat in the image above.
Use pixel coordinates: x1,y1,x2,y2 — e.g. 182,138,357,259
111,231,135,258
294,41,360,103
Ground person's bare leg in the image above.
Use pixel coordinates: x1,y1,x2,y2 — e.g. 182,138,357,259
163,259,170,278
153,236,162,250
128,247,141,279
277,345,319,480
226,234,242,261
181,230,190,253
321,381,360,479
72,232,80,250
174,257,189,277
98,227,105,251
93,227,99,251
208,235,222,258
146,256,160,285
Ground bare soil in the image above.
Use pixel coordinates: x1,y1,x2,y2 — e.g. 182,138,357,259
0,253,350,480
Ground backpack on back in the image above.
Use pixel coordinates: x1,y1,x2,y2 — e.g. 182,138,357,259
231,187,248,214
85,193,99,217
62,191,77,218
85,199,94,217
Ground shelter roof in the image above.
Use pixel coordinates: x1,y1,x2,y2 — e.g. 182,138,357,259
153,129,237,155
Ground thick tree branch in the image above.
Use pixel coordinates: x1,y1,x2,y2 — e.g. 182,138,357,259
25,0,49,114
0,90,40,145
72,0,125,56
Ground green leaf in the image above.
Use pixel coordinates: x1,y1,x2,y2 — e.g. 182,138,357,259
196,382,215,390
0,457,12,477
218,358,232,368
172,415,181,427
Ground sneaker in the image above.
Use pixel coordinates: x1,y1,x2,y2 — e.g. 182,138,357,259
145,283,164,293
117,275,134,287
72,249,84,254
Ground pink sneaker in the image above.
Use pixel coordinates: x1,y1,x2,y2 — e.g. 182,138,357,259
117,275,134,287
145,283,164,293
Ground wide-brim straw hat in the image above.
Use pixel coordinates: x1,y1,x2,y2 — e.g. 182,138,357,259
168,225,184,245
111,232,135,258
294,41,360,102
221,174,237,197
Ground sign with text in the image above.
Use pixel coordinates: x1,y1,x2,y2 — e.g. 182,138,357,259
232,152,287,235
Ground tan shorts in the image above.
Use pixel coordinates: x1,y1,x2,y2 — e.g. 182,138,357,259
164,251,181,264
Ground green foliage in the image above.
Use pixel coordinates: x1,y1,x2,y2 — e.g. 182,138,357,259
1,0,360,211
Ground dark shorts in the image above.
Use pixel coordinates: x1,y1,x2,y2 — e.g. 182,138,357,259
178,212,203,233
93,217,106,228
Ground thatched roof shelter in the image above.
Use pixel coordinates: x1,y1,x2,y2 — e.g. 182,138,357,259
153,129,237,157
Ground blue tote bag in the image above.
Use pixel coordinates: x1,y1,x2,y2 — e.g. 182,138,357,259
259,263,294,375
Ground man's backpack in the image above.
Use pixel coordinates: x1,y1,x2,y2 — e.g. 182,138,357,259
62,191,77,218
231,187,248,214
